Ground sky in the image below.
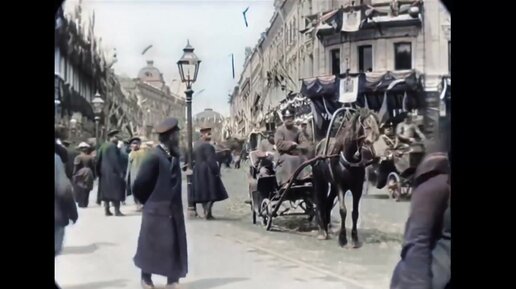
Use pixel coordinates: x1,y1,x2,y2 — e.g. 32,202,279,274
64,0,276,116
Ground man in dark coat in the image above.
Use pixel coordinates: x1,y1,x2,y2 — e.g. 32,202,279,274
96,129,126,216
391,113,451,289
62,140,79,180
192,127,229,220
55,153,78,289
55,125,69,165
133,118,187,289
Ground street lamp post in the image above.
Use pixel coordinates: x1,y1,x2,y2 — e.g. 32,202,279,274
177,40,201,214
92,92,105,148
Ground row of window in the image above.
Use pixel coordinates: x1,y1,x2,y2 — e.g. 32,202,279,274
331,42,413,75
331,41,451,75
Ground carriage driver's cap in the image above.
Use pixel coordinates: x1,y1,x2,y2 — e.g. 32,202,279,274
155,118,181,134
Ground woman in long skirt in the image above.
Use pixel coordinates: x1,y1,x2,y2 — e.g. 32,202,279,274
72,142,96,208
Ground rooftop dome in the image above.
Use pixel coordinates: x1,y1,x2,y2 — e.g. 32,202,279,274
193,108,224,123
137,60,164,85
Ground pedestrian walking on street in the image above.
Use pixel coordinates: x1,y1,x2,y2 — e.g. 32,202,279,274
390,153,450,289
391,114,451,289
62,140,79,181
72,142,96,208
192,127,229,219
55,125,69,165
55,152,78,289
126,136,145,211
119,140,130,205
132,118,187,289
96,129,126,216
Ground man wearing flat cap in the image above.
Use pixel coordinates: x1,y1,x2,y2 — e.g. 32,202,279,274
132,117,187,289
125,137,145,211
274,107,312,186
191,127,229,219
96,129,126,216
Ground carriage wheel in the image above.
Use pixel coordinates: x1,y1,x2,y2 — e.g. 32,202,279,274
387,173,401,202
260,199,273,230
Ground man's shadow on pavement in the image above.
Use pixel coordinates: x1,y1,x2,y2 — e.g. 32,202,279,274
61,242,116,255
183,277,248,289
61,279,127,289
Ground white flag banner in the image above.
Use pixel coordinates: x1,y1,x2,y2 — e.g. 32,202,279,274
341,10,361,32
339,76,359,103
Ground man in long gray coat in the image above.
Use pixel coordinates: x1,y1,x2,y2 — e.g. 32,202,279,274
133,118,187,289
274,108,312,186
96,129,126,216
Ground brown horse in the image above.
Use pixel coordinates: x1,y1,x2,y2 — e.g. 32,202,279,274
312,108,380,248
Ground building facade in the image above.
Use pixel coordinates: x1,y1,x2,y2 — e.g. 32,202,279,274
55,4,103,143
55,1,143,145
119,60,186,141
230,0,450,139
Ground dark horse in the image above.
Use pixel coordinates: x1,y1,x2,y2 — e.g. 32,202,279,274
312,108,380,248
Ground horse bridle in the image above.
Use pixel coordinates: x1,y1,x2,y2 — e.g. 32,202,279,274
339,114,375,168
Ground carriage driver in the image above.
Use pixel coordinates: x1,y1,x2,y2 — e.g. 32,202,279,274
255,131,276,177
274,107,312,186
396,113,426,144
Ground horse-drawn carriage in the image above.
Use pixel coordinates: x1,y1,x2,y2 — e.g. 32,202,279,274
372,141,425,201
246,71,428,246
247,150,316,230
367,111,427,201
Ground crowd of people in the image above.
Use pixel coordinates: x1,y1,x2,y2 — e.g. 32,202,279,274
54,119,231,289
54,107,450,289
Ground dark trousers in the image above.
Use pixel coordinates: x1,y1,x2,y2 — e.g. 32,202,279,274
142,271,178,285
104,200,121,211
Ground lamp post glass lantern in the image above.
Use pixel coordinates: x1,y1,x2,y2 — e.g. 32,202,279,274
92,92,105,147
177,40,201,88
177,40,201,214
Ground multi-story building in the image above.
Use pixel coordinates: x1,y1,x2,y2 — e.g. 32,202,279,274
230,0,450,139
54,4,104,143
55,1,141,145
119,60,186,141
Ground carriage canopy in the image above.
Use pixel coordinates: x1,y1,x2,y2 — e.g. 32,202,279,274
300,70,424,139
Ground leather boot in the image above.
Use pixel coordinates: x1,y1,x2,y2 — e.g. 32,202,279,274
104,202,113,216
205,202,215,220
114,201,125,216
